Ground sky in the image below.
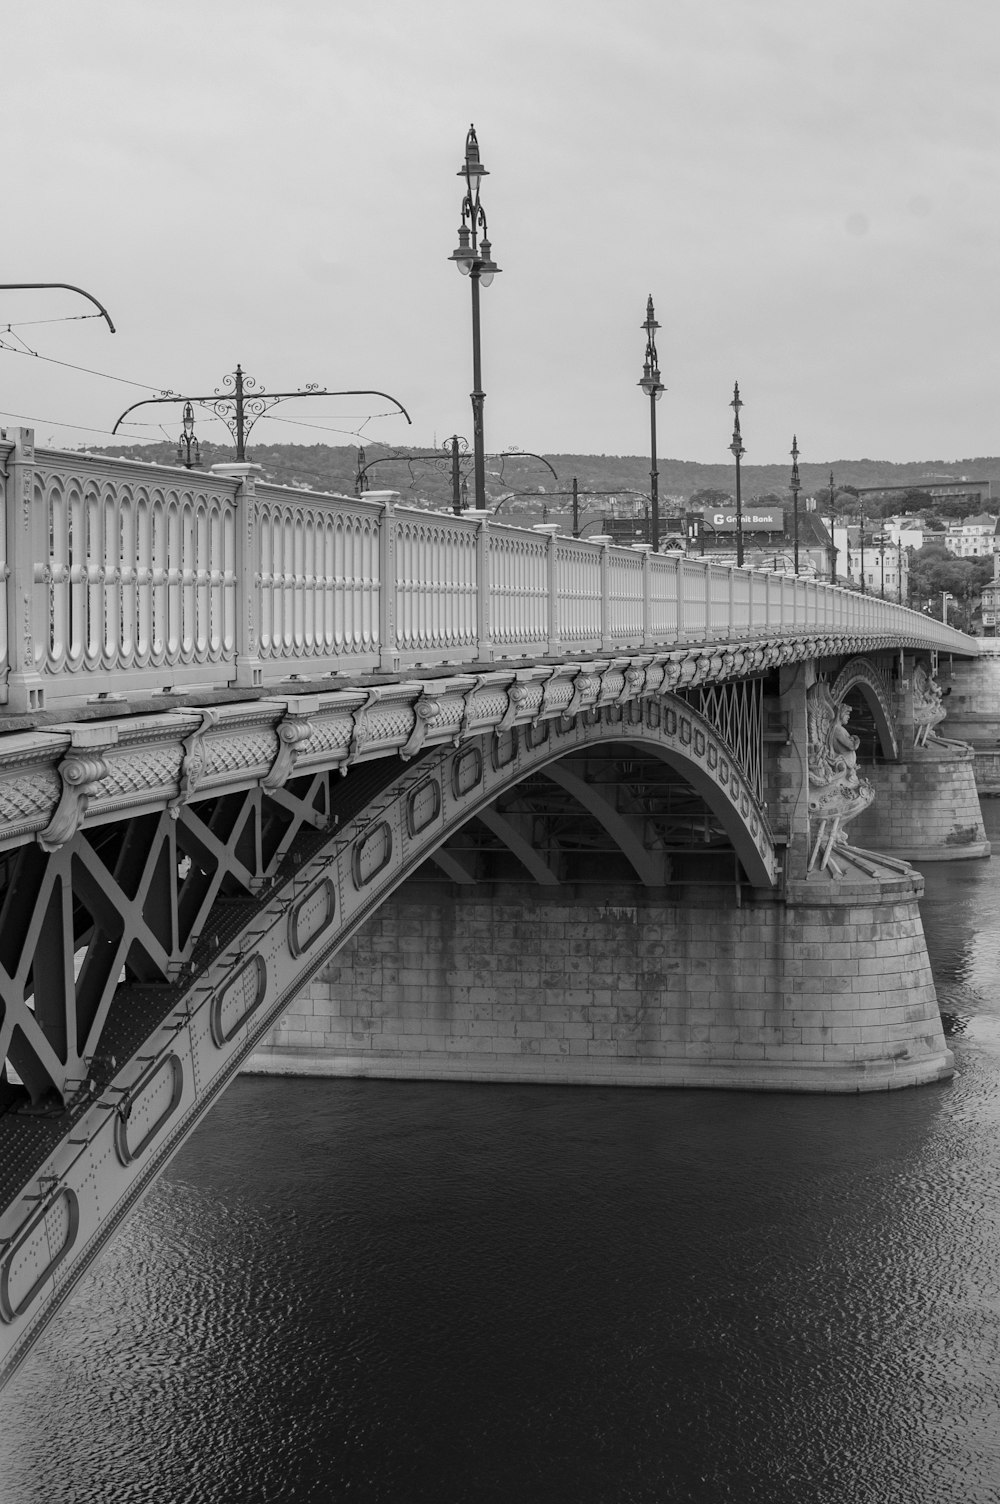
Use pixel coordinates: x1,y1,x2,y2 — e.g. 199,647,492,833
2,0,998,466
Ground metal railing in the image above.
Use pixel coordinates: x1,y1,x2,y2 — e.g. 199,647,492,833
0,429,977,713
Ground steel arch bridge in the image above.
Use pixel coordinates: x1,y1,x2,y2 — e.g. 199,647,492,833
0,431,982,1391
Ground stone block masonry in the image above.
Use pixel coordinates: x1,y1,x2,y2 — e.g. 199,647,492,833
849,748,989,860
247,872,953,1094
936,654,1000,796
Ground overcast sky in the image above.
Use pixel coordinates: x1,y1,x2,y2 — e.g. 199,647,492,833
2,0,997,466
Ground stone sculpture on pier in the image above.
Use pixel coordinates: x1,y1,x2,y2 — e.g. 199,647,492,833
911,662,950,748
806,680,875,873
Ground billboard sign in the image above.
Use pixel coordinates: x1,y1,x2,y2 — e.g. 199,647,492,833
704,508,784,534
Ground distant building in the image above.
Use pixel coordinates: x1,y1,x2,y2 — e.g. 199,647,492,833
943,513,999,558
833,525,909,600
881,516,926,551
981,555,1000,636
856,478,993,513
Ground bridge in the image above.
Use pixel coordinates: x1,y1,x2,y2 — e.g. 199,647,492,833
0,429,981,1388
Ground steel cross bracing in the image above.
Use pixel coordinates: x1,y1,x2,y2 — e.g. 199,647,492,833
681,679,764,802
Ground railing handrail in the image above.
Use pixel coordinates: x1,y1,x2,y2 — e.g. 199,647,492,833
0,432,977,715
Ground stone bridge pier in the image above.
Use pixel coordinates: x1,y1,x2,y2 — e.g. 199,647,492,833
845,652,989,861
250,652,962,1094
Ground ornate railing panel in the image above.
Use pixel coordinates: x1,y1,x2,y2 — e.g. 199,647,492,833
487,526,548,654
394,511,479,664
648,553,680,639
0,431,978,712
554,537,601,649
32,453,237,694
605,547,645,647
255,485,380,669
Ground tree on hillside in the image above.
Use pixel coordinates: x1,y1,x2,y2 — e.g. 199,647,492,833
890,488,936,516
907,545,993,628
688,488,732,508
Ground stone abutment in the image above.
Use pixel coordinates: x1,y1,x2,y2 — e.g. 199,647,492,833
249,868,953,1094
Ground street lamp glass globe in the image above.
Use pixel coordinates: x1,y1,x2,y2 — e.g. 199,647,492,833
450,226,474,275
478,239,499,286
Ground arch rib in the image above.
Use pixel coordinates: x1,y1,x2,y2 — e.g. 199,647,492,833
477,807,562,885
540,761,669,887
830,658,898,759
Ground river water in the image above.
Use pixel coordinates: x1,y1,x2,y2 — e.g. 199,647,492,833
6,811,1000,1503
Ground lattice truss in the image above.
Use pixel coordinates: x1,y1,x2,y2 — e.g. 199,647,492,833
681,679,763,801
0,767,390,1111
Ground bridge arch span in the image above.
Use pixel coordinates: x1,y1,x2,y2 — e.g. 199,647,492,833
414,695,777,894
0,690,773,1383
830,657,898,759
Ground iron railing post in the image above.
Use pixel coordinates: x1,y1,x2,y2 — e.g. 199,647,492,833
475,513,494,661
5,428,46,712
378,494,400,672
212,462,263,689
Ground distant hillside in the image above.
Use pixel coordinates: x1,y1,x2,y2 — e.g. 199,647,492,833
78,441,1000,514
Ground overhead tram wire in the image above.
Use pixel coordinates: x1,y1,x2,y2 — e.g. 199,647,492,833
0,409,167,442
0,343,410,433
117,411,397,448
0,336,411,452
1,312,109,329
0,339,182,394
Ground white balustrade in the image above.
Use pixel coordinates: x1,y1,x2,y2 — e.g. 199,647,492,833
605,547,645,648
255,484,381,669
554,537,602,650
0,430,979,713
393,508,479,664
27,450,237,699
648,553,680,640
487,525,549,656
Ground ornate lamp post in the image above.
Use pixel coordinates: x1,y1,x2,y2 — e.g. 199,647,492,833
176,402,201,469
449,125,500,511
858,492,866,595
790,434,801,574
730,382,745,566
638,296,665,551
